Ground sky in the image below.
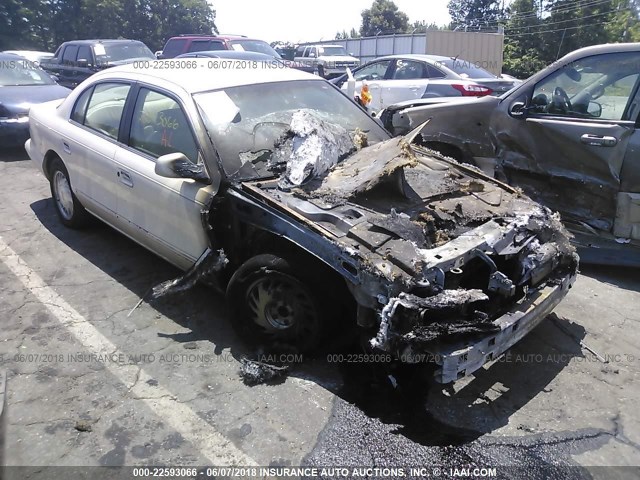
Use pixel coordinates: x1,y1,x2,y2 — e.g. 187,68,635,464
213,0,453,44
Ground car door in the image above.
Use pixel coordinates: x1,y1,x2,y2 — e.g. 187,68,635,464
113,86,212,270
344,60,392,111
59,44,79,88
493,51,640,232
65,81,133,226
378,59,430,108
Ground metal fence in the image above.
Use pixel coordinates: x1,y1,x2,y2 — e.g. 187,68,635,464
300,30,505,75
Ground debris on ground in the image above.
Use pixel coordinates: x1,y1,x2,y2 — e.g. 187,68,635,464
239,358,290,386
74,421,92,432
151,248,228,299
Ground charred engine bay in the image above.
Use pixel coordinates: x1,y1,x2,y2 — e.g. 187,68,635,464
239,112,578,359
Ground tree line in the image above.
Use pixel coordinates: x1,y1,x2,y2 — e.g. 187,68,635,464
335,0,640,78
0,0,217,52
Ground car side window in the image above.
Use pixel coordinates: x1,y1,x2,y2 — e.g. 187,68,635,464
531,52,640,121
82,83,131,139
129,88,198,163
189,40,211,53
208,41,225,51
70,87,94,124
392,60,426,80
426,64,447,79
163,39,187,58
77,46,93,67
354,60,391,82
62,45,79,66
296,46,305,57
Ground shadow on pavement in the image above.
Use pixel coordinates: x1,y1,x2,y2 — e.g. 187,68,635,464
579,264,640,293
0,147,28,162
30,198,248,358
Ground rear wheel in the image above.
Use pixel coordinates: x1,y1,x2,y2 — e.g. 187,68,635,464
49,157,90,228
226,253,335,353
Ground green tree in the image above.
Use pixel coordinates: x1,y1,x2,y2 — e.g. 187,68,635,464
360,0,409,36
0,0,216,52
502,0,547,77
448,0,504,30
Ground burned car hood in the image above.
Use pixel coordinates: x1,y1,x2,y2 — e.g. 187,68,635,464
244,126,577,292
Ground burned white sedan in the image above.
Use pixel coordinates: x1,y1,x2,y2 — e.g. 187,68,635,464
26,61,578,383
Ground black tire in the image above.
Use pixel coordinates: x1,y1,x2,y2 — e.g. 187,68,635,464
315,64,325,78
226,253,336,353
49,157,91,228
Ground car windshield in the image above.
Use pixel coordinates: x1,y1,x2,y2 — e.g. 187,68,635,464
319,46,348,56
0,58,55,86
439,58,496,79
96,43,154,64
229,40,281,59
194,79,389,181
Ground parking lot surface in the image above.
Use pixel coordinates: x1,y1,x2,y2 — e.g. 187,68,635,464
1,147,639,479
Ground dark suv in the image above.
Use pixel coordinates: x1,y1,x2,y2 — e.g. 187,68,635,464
40,39,154,88
159,35,281,59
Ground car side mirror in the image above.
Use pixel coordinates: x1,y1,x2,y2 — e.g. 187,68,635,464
49,74,59,83
588,101,602,118
309,53,316,58
155,153,210,183
509,101,528,118
77,59,89,68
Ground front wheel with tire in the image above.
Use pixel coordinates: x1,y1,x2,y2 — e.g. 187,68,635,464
49,157,90,228
226,254,334,353
314,65,325,78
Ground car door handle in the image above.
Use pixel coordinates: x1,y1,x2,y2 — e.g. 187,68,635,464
62,141,71,154
581,134,618,147
117,170,134,188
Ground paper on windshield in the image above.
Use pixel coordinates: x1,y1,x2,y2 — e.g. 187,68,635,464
196,91,241,128
231,44,245,51
94,44,106,56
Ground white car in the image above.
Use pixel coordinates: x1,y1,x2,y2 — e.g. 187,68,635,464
332,54,519,112
26,61,578,383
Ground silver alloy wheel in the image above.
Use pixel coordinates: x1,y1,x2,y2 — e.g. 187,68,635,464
246,275,319,335
53,170,74,220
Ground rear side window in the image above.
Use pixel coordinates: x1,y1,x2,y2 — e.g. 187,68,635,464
426,64,446,79
82,83,131,140
189,40,212,53
129,88,198,162
296,46,305,57
70,87,93,124
207,41,225,51
162,39,188,58
62,45,79,65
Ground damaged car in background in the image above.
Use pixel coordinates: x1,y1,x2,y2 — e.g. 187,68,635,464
379,43,640,266
26,61,578,384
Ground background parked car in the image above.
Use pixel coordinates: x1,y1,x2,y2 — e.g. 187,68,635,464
40,39,154,88
0,52,70,148
159,34,313,73
331,54,518,112
294,44,360,78
379,43,640,266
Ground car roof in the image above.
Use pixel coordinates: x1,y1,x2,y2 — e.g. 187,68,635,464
94,59,316,94
60,39,144,45
372,54,454,63
167,35,262,41
177,51,274,60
